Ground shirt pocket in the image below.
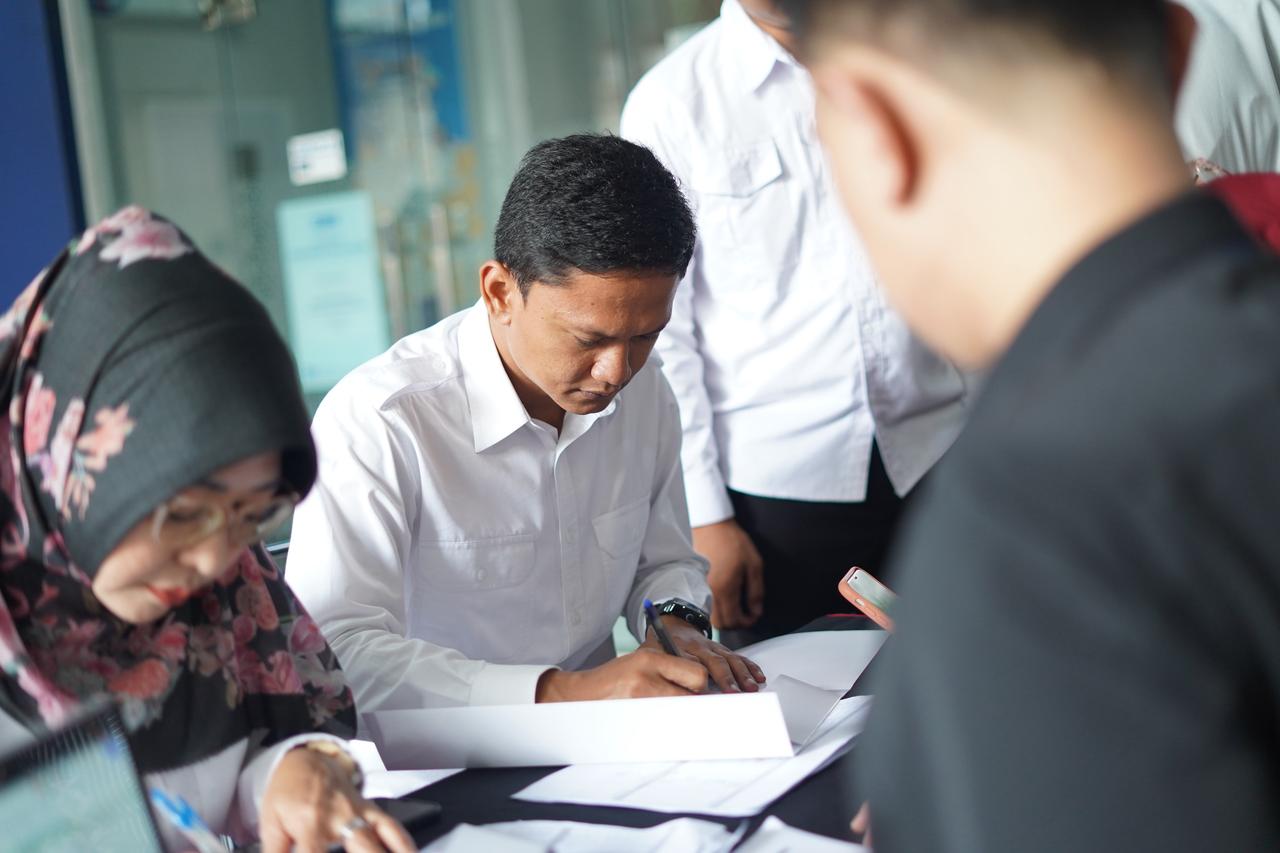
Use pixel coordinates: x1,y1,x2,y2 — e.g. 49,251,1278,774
417,533,537,592
592,499,649,573
691,139,795,311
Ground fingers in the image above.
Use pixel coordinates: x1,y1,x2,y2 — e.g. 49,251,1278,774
647,648,711,693
259,811,290,853
711,596,742,630
709,563,747,629
723,650,763,691
709,644,766,685
365,804,417,853
691,644,763,693
852,802,872,843
336,818,384,853
696,646,742,693
330,796,391,853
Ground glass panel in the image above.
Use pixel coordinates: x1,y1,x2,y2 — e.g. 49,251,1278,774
69,0,720,414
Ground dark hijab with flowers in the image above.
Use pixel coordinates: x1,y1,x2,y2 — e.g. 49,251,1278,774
0,207,355,773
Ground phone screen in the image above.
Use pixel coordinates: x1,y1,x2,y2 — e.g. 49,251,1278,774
850,571,897,615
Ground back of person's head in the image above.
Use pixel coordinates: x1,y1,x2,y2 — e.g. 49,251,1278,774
781,0,1195,368
787,0,1175,112
494,134,696,297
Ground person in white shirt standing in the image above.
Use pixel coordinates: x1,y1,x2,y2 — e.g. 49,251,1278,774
1174,0,1280,174
621,0,970,643
288,135,765,714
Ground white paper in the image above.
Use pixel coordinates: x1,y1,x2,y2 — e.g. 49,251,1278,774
348,739,387,773
286,128,348,185
740,630,887,692
736,816,869,853
422,818,742,853
365,691,796,769
513,697,872,817
426,823,545,852
363,768,463,800
767,675,845,747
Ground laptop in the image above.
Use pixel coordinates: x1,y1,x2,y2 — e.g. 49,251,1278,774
0,703,164,852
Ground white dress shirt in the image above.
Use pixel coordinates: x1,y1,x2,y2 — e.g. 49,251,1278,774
287,303,711,714
1176,0,1280,172
621,0,970,527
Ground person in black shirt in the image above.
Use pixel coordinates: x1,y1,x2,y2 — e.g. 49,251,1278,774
783,1,1280,851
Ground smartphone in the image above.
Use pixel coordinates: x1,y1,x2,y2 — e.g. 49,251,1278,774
838,567,897,632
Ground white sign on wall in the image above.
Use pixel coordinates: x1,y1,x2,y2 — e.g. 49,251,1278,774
286,128,348,186
277,191,390,391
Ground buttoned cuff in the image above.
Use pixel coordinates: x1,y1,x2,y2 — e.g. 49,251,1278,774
468,662,558,706
684,469,734,528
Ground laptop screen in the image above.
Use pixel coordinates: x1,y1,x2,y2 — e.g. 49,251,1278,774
0,705,163,852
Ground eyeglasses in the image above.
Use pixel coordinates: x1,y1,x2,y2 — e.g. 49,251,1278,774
150,492,299,549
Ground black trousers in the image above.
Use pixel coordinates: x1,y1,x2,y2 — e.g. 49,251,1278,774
720,444,914,647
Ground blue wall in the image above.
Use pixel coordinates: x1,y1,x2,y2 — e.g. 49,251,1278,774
0,5,82,305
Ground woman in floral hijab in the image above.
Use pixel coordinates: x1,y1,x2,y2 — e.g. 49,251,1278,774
0,207,412,852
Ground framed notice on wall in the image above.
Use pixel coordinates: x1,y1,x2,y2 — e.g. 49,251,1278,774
277,191,390,392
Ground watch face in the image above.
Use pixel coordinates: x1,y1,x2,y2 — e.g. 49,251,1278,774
661,599,712,636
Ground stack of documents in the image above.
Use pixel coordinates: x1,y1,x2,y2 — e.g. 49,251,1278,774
422,817,742,852
422,816,867,853
737,817,870,852
511,696,870,816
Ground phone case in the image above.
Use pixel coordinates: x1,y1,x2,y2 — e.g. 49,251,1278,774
838,567,897,632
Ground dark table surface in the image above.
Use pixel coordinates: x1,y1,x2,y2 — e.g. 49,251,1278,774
402,614,881,847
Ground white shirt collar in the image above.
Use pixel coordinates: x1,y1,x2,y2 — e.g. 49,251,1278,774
458,304,531,453
721,0,799,94
457,303,618,453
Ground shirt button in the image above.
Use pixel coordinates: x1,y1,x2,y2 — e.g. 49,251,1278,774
570,612,582,626
475,569,486,582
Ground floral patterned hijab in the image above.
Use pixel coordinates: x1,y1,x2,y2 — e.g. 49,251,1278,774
0,207,355,773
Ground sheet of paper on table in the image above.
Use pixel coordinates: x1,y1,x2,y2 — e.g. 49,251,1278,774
736,629,888,692
348,739,387,773
366,691,793,769
364,675,841,770
421,817,743,852
363,768,464,800
512,696,871,817
347,739,463,799
736,816,869,852
366,628,885,770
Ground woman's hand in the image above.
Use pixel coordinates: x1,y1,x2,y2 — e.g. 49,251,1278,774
259,746,415,853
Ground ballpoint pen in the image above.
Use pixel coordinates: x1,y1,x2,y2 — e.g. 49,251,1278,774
642,598,680,656
150,787,227,853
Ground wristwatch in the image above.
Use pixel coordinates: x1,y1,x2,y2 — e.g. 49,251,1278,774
656,598,713,639
303,739,364,790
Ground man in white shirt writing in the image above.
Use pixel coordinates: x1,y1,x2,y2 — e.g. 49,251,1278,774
621,0,971,643
288,135,764,713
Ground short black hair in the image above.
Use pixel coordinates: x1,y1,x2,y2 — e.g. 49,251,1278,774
494,134,696,296
785,0,1173,103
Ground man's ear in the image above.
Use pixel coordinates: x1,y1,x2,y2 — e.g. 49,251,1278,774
1167,2,1198,101
813,60,920,207
479,260,519,325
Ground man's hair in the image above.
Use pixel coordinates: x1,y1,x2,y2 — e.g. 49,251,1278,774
785,0,1174,104
494,134,696,296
